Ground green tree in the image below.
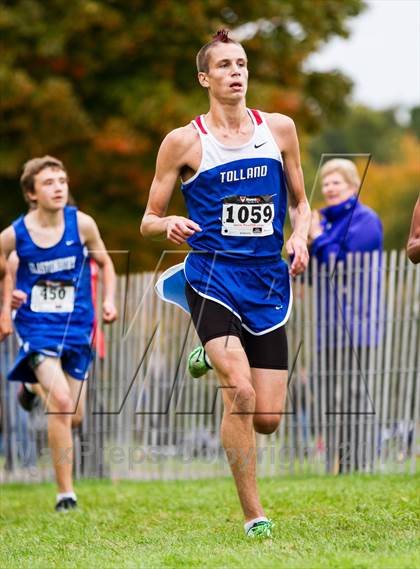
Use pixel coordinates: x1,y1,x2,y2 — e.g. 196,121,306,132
307,105,404,165
0,0,364,269
409,106,420,139
303,105,420,251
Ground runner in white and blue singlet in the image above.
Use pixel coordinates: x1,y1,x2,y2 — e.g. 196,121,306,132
157,108,292,335
141,30,311,537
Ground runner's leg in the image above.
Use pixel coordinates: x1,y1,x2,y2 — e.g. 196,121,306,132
32,357,74,493
204,335,265,522
252,369,288,434
244,325,289,433
66,374,87,428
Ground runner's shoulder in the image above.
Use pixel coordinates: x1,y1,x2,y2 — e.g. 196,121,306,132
160,124,199,159
76,211,103,245
1,212,35,251
76,210,98,233
0,224,16,255
263,112,296,134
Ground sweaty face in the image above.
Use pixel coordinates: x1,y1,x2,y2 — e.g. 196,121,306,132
200,43,248,101
321,171,356,207
29,167,69,211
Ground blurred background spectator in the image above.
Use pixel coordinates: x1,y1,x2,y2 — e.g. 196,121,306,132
309,158,383,473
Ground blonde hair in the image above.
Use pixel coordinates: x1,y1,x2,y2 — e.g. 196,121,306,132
320,159,360,190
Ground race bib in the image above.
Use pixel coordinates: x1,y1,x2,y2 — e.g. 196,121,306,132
222,194,275,237
31,281,75,313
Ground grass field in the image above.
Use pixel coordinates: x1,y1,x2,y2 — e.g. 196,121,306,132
0,474,419,568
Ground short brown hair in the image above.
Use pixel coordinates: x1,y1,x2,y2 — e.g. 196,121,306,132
196,29,242,73
20,155,67,204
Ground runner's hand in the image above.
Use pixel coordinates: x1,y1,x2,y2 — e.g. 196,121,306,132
11,289,27,310
286,233,309,277
166,216,202,245
102,300,118,324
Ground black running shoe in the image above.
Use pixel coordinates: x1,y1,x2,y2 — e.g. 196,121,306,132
55,498,77,512
17,384,38,412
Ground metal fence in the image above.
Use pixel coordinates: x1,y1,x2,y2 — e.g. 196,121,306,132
0,250,419,483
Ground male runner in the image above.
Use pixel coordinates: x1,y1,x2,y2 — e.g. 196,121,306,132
1,155,117,511
141,30,310,537
407,195,420,264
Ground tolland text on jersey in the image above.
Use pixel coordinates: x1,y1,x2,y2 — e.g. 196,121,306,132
220,165,268,183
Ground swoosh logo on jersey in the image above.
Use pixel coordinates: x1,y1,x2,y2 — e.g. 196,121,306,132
254,141,268,149
66,240,74,246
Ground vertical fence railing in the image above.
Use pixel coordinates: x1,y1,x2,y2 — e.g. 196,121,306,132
0,250,418,483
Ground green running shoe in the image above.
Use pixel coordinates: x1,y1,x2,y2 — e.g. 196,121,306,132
188,346,212,378
246,520,275,538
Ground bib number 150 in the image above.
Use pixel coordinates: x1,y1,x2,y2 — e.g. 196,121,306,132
31,281,75,313
40,286,67,301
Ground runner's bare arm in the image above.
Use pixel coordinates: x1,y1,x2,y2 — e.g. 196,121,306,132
7,253,27,310
141,127,202,245
1,227,28,310
407,196,420,264
77,212,117,323
0,235,13,340
0,225,16,260
0,242,5,281
267,114,310,276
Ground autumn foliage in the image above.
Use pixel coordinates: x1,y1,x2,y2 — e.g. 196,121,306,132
1,1,417,270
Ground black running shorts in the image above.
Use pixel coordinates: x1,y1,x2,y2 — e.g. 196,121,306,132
185,282,288,370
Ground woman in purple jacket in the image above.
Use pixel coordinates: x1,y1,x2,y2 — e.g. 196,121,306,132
309,158,383,474
310,159,382,263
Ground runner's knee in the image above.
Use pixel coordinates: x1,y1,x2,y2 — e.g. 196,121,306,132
254,415,281,435
71,410,83,428
231,383,256,414
71,396,85,427
52,392,73,415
